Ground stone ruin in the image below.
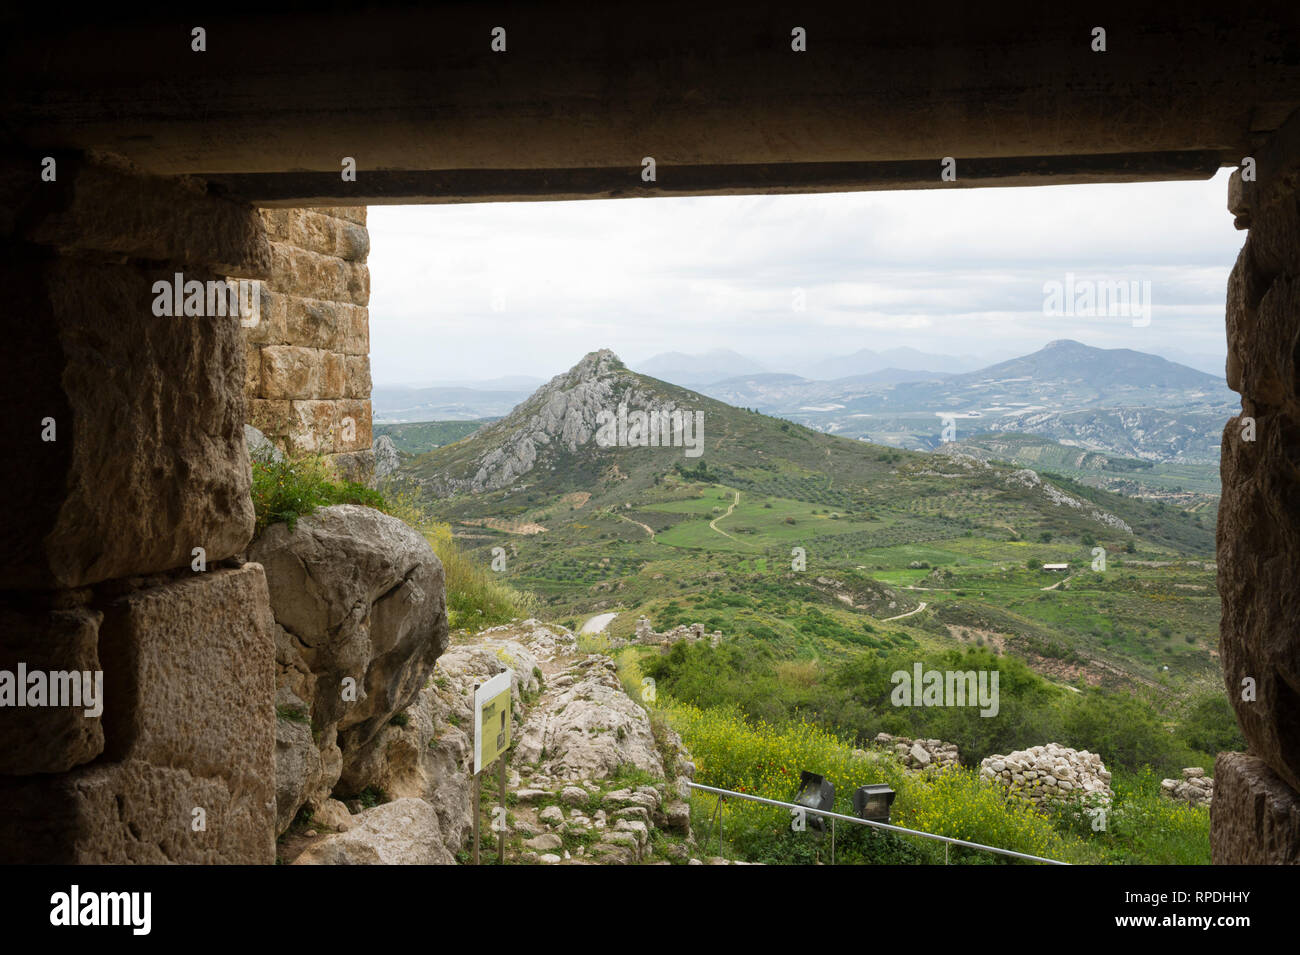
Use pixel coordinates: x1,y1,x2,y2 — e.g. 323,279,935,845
631,617,722,649
860,733,961,772
1161,767,1214,808
980,743,1113,807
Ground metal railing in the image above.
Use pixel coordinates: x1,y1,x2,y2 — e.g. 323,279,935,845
687,781,1069,866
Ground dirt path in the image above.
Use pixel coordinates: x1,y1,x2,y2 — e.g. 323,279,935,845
617,513,655,540
708,490,743,542
580,612,618,634
883,601,928,621
1040,574,1074,591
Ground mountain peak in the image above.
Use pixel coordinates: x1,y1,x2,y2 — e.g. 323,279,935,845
562,349,625,385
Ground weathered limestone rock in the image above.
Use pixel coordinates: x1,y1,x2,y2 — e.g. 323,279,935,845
275,686,326,833
250,505,448,832
245,424,284,464
0,602,104,775
2,258,257,589
343,627,552,856
1211,753,1300,864
623,616,722,649
516,654,663,779
374,434,401,479
292,797,453,865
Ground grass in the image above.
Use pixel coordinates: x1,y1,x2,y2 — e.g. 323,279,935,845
251,454,386,533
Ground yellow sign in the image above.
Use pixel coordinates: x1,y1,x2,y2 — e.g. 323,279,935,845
473,670,512,774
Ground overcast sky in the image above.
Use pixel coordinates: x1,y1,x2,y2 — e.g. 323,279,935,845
368,169,1240,385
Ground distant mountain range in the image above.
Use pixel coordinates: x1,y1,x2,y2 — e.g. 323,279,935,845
374,340,1236,464
633,349,769,386
395,348,1214,556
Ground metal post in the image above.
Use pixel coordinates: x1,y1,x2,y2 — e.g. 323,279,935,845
945,842,950,865
497,751,507,864
831,817,836,865
718,795,725,857
471,769,481,866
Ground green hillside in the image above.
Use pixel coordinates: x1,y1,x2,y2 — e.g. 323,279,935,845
387,350,1235,813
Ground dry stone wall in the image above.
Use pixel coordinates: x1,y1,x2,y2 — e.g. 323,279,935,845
243,207,374,483
0,153,277,863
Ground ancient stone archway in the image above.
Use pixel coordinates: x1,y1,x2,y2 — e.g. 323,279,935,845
1,3,1298,863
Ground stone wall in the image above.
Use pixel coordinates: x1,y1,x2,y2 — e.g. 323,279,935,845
0,153,277,862
1214,108,1300,864
244,207,374,483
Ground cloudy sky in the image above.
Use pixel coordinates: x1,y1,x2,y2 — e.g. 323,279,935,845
368,169,1241,385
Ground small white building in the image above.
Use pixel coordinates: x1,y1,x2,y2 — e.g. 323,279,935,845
1043,563,1070,572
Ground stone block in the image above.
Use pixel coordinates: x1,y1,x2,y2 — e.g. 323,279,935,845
19,157,270,278
0,602,104,774
269,243,369,305
335,399,373,452
97,565,276,783
283,296,347,351
0,565,277,864
0,257,255,589
323,207,367,226
1244,193,1300,283
1211,752,1300,865
341,304,370,355
287,399,341,455
344,354,372,399
329,450,375,486
244,342,262,398
247,398,292,442
0,757,275,864
261,344,324,400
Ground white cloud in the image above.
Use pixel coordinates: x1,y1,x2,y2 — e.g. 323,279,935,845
367,169,1241,383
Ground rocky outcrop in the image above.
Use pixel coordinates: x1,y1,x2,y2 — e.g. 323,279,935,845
277,617,696,864
1161,767,1214,808
337,622,560,857
373,434,400,479
865,733,960,772
293,797,454,865
980,743,1112,807
250,504,449,833
245,423,285,464
419,350,695,495
516,654,664,780
1004,468,1131,533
